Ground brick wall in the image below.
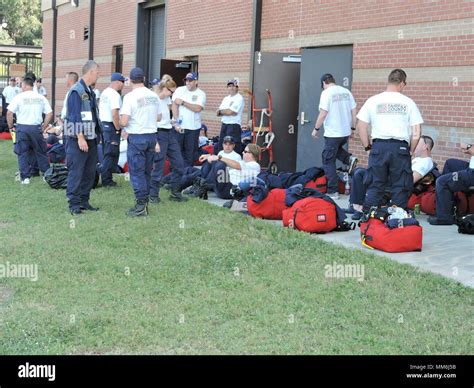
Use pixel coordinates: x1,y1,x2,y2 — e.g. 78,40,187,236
42,0,473,171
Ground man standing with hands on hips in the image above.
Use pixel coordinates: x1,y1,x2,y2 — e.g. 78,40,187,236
216,78,244,155
357,68,423,211
172,72,206,167
312,73,358,200
120,67,161,217
99,72,126,187
64,60,101,215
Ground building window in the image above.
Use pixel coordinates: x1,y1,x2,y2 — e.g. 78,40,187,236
113,45,123,74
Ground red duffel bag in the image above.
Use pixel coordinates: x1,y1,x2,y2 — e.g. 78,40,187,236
247,188,288,220
304,175,327,193
420,191,436,215
407,193,422,209
282,197,337,233
360,218,422,253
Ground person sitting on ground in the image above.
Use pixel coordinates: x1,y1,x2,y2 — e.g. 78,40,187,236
428,142,474,225
241,119,253,148
189,142,260,199
346,135,435,220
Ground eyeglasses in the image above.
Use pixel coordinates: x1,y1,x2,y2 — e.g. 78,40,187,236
166,87,175,94
243,150,250,154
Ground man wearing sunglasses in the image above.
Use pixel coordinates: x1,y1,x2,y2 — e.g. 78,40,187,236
172,72,206,167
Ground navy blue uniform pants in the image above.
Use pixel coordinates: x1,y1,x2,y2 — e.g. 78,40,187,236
15,124,50,180
322,136,351,194
127,133,156,202
150,128,185,197
66,137,98,210
177,129,200,167
363,139,412,210
215,123,242,155
349,167,367,205
202,160,233,199
435,167,474,221
100,122,120,185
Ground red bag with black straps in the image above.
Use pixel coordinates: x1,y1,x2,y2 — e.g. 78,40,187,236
247,188,288,220
420,190,436,215
360,218,423,253
282,197,337,233
304,175,327,193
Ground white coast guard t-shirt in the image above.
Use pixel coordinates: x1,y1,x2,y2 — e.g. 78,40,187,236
319,85,356,137
99,87,122,123
157,96,172,129
173,86,206,130
8,90,52,125
120,87,160,134
357,92,424,144
218,150,242,185
231,160,261,186
412,157,433,178
219,93,244,125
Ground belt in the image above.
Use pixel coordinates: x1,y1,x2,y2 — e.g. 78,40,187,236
373,138,408,145
157,127,172,131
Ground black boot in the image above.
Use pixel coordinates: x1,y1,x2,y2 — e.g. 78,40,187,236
169,188,188,202
127,199,148,217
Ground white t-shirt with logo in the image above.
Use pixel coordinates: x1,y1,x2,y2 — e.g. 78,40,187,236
231,160,261,186
2,85,21,104
8,90,52,125
173,86,206,130
219,93,244,125
357,91,424,143
120,87,160,134
319,85,356,137
157,96,172,129
60,91,71,120
99,87,122,123
217,150,242,185
412,157,433,178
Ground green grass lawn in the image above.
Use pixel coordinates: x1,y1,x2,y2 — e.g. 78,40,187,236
0,140,472,355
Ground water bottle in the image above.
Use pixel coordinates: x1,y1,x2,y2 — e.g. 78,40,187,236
344,172,350,195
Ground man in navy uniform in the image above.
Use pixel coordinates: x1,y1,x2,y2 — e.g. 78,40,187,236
6,73,52,184
64,60,101,215
357,69,423,211
120,67,161,217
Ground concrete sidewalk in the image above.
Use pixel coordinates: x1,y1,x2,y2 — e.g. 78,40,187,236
204,192,474,288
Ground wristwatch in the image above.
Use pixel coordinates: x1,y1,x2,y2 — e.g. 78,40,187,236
218,154,222,160
313,127,320,131
364,145,372,151
181,101,185,106
351,127,356,131
467,144,472,150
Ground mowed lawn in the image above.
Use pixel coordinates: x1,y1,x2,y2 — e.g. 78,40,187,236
0,140,472,355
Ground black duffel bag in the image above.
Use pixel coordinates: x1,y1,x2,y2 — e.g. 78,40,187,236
44,164,68,189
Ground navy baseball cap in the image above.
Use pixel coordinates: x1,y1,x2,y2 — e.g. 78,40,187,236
130,67,145,81
151,78,160,86
223,136,235,144
320,73,333,88
227,79,239,86
10,77,16,81
184,72,198,81
111,72,126,82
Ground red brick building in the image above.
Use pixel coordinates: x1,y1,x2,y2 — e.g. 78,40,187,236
41,0,473,171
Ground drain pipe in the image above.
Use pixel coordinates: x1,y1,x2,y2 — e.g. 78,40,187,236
88,0,95,60
51,0,58,117
249,0,262,93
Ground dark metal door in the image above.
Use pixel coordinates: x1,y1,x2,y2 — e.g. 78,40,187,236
253,52,300,172
296,46,353,171
160,59,192,87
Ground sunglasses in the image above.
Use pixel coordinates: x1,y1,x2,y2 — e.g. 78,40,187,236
243,150,250,154
166,87,175,94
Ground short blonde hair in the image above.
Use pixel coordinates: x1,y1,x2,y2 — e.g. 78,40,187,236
246,144,259,161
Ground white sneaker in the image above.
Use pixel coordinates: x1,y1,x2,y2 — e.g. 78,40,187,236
21,178,30,185
348,156,358,175
328,192,339,200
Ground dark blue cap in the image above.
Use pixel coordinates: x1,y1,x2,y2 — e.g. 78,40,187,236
130,67,145,81
184,72,198,81
111,72,126,82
